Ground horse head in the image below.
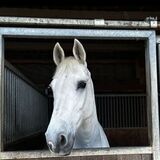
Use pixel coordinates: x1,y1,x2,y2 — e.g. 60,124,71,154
45,39,109,155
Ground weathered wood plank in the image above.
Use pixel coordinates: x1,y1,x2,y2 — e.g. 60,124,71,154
141,154,152,160
0,147,152,159
13,154,152,160
100,155,117,160
117,154,141,160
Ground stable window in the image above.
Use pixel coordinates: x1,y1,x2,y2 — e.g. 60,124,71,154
0,28,159,160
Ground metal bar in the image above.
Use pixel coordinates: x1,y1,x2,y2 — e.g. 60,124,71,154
146,32,160,160
0,35,4,151
107,96,110,128
0,16,159,29
145,36,152,142
4,65,6,144
95,94,146,128
136,97,139,127
4,61,43,94
0,27,153,39
104,96,107,128
3,63,48,146
157,43,160,92
118,96,121,128
127,96,131,127
96,93,146,97
134,97,138,126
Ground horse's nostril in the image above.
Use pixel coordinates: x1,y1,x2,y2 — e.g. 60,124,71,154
48,141,54,151
60,134,67,146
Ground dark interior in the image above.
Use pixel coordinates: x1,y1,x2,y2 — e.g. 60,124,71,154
4,37,148,150
5,38,146,93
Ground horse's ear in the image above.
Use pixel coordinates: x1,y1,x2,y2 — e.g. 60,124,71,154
53,43,65,65
73,39,86,65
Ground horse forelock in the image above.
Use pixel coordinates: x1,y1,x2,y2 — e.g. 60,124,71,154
53,57,86,79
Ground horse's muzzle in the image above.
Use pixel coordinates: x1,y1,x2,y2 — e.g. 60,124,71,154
45,131,75,155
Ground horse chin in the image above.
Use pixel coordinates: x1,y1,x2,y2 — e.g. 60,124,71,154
49,149,71,156
48,145,72,156
58,150,72,156
51,145,73,156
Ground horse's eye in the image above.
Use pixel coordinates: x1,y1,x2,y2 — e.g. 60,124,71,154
77,81,86,90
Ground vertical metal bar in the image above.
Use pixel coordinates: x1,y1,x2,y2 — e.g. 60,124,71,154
143,95,146,127
127,96,129,127
113,96,115,128
101,96,104,127
135,96,138,127
110,96,112,128
139,96,142,127
144,95,147,127
15,70,17,141
118,96,121,128
133,96,136,127
122,96,125,128
107,96,109,128
13,71,15,141
4,68,6,146
129,96,131,128
127,96,129,128
141,95,143,127
107,96,110,128
129,96,134,127
103,96,105,127
16,72,19,141
6,69,9,144
115,96,117,128
104,95,107,128
137,96,139,127
8,69,11,143
130,95,132,127
0,35,4,151
115,96,118,128
11,71,13,143
142,95,144,127
125,96,128,127
128,95,131,127
111,95,114,128
9,71,11,143
146,33,160,160
135,96,137,127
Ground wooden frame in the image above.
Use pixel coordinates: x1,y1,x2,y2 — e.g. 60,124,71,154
0,16,158,29
0,28,159,160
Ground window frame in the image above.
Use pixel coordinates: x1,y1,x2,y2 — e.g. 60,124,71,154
0,28,159,160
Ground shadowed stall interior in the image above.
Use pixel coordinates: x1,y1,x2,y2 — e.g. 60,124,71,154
4,38,148,150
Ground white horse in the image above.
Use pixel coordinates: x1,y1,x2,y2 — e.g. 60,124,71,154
45,39,110,155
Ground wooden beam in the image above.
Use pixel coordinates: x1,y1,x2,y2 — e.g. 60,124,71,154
5,41,144,52
0,147,152,159
8,59,139,64
0,8,159,21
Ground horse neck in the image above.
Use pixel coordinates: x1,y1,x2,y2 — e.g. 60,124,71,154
85,78,98,122
74,80,109,148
